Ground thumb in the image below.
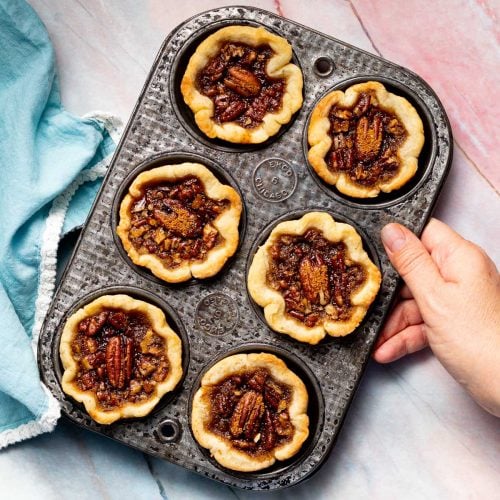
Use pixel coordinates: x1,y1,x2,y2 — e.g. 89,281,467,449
381,223,443,306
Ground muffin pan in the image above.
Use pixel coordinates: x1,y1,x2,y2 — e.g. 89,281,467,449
38,6,452,490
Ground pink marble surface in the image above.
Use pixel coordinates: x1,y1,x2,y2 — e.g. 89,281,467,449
1,1,498,499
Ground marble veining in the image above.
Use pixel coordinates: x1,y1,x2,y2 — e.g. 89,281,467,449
2,1,498,499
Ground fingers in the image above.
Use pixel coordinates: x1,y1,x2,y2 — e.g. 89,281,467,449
400,284,413,299
420,218,465,254
420,218,469,278
413,218,495,282
373,324,428,363
381,223,444,307
375,299,422,349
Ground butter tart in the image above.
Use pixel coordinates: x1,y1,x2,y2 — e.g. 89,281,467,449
191,353,309,472
60,294,183,424
117,163,242,283
248,212,381,344
181,25,303,144
308,81,424,198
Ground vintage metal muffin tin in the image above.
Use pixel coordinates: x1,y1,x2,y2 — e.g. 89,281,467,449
38,6,452,490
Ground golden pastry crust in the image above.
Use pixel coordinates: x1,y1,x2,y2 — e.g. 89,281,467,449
60,294,183,425
191,353,309,472
117,162,242,283
308,81,424,198
181,25,303,144
248,212,381,344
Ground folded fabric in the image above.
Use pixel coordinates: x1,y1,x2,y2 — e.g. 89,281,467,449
0,0,121,448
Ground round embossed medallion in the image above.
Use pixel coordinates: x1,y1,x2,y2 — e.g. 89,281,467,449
252,158,297,202
195,293,239,336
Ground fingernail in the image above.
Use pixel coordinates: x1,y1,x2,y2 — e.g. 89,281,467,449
381,224,407,253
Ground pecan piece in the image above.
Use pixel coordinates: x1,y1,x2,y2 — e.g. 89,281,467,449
274,411,293,438
288,309,305,321
224,66,261,97
217,98,247,122
299,253,331,305
332,119,350,133
201,57,225,82
230,390,264,440
106,336,134,389
80,371,97,391
202,223,218,249
331,147,353,171
213,378,239,417
355,115,383,161
264,380,284,410
247,369,268,392
108,311,128,330
241,49,257,65
330,107,353,120
353,93,371,116
86,311,108,336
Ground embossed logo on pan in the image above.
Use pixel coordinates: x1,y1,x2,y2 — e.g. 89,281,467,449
195,292,239,336
252,158,297,202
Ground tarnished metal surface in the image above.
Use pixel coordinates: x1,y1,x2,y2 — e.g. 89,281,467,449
38,6,452,490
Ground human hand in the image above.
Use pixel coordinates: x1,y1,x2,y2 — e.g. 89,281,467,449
373,218,500,417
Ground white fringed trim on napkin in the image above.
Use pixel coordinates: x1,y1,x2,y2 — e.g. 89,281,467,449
0,385,61,450
0,113,122,450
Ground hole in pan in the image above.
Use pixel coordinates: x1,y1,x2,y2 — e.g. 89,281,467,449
52,285,190,425
110,151,247,289
155,418,182,443
245,208,382,348
169,19,304,153
313,56,335,77
187,343,325,481
303,75,437,209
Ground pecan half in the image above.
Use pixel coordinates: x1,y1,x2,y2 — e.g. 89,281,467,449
105,336,134,389
230,390,265,440
224,66,261,97
260,409,277,450
299,253,331,305
331,250,347,306
355,115,383,161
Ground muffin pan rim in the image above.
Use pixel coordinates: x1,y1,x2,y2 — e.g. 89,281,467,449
37,5,453,491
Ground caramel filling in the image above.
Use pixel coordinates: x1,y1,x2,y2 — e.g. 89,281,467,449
206,368,294,456
327,91,408,186
267,229,366,327
127,176,228,268
196,42,285,128
71,309,169,410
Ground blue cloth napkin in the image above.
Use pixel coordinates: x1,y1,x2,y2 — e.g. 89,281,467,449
0,0,120,448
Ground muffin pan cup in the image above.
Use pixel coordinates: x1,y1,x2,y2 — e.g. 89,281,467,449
37,6,452,491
